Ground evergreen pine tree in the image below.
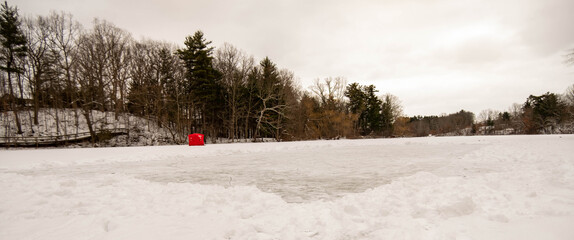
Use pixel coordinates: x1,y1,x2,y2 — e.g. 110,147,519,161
381,95,394,136
524,92,567,133
364,85,382,135
177,31,224,141
345,83,383,135
345,82,367,134
0,1,27,134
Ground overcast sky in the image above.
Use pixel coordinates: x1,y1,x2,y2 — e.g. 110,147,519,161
14,0,574,116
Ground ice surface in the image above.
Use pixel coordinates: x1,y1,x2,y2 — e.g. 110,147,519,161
1,135,574,239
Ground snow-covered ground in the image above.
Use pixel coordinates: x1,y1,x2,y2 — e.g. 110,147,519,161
1,135,573,239
1,109,177,146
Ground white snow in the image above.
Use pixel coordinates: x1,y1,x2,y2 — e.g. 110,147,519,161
1,135,574,239
1,109,177,146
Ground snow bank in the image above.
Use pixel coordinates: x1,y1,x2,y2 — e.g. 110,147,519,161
0,108,176,146
1,135,574,239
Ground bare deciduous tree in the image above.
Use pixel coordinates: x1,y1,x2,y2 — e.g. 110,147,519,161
310,77,347,108
381,93,404,122
307,77,354,139
75,19,132,141
214,43,254,141
23,15,53,126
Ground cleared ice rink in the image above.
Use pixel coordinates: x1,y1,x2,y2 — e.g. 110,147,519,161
1,135,573,239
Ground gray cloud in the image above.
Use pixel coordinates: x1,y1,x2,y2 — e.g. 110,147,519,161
14,0,574,116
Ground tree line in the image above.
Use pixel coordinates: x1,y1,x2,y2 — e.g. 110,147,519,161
1,2,573,144
0,3,404,143
474,89,574,135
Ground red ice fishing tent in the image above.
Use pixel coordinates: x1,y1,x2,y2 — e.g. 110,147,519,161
188,133,204,146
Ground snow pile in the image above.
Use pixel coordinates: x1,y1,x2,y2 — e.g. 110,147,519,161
1,135,574,239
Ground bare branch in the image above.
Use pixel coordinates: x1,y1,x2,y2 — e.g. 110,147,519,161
565,48,574,66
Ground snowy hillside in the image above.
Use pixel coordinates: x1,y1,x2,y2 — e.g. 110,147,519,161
1,109,177,146
1,135,573,239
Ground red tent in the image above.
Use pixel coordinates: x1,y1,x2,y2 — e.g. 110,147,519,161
188,133,204,146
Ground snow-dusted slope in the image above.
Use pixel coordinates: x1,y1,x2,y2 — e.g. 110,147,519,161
1,135,573,239
1,109,177,146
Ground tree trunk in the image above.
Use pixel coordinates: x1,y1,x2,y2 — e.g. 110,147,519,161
55,108,60,134
13,109,22,134
125,112,130,145
83,109,96,142
33,90,39,125
7,70,22,134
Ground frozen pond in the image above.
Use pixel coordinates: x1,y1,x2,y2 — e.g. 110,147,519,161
12,138,479,202
2,135,574,239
